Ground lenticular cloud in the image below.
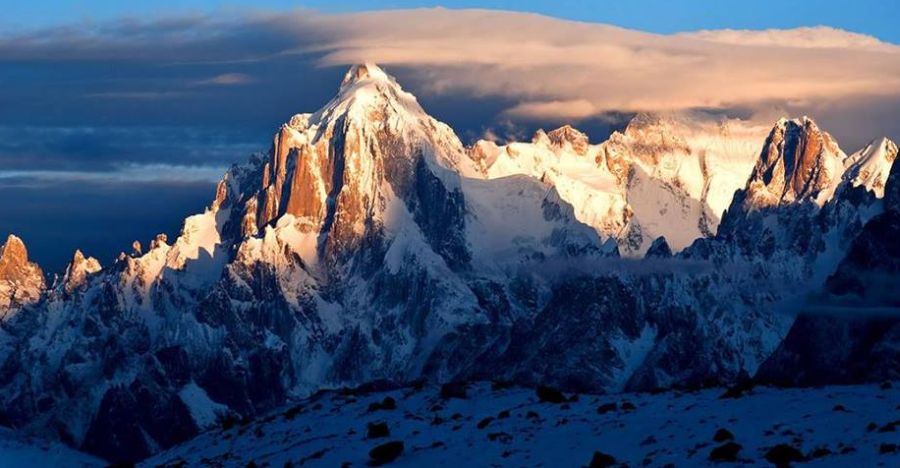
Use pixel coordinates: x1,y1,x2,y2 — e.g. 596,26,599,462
306,9,900,118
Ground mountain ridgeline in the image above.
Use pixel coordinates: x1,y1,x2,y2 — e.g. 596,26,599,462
0,64,897,462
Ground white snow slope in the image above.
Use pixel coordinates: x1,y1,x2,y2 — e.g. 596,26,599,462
473,113,770,254
145,381,900,467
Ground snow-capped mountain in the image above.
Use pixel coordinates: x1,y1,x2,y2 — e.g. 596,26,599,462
0,64,610,462
0,63,896,463
473,113,769,254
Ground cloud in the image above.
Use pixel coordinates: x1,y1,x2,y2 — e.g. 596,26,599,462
84,91,191,100
678,26,892,49
193,72,254,86
503,100,599,120
306,10,900,120
0,126,262,172
4,9,898,119
0,179,216,273
0,164,226,187
1,8,898,149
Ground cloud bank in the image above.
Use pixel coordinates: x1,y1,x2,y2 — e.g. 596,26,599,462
307,10,900,120
3,8,898,124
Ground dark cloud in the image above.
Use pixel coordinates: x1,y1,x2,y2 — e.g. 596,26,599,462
0,126,262,171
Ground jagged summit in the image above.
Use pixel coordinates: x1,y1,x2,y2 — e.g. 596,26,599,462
339,62,392,89
229,63,478,245
61,250,101,294
0,235,28,267
546,124,589,155
0,235,44,315
327,62,420,119
742,116,846,209
844,136,899,198
0,235,42,284
644,236,673,259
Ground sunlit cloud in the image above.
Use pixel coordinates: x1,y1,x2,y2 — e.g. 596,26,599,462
192,72,254,86
307,10,900,119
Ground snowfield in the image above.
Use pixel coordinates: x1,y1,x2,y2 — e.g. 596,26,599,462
145,381,900,467
0,427,103,467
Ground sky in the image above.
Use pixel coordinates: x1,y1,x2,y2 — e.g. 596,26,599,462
1,1,899,272
4,1,900,43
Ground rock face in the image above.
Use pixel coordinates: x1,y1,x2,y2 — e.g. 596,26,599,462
0,64,895,462
0,235,44,318
60,250,101,295
645,237,673,259
741,117,845,209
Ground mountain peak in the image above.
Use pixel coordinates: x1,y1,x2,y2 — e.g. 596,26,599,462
340,63,391,89
546,125,589,155
742,116,846,208
62,249,101,294
0,234,45,313
844,136,899,198
0,235,27,265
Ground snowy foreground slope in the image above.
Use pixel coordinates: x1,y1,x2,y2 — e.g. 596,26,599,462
0,427,103,467
145,381,900,467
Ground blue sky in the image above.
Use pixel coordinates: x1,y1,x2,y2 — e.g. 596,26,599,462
5,1,900,43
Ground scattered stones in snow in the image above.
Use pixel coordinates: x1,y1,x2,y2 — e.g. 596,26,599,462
719,381,755,399
368,440,404,466
143,382,900,467
536,385,567,403
708,441,742,462
284,405,303,421
487,432,512,443
831,404,848,412
368,397,396,412
596,403,618,414
877,420,899,432
807,446,832,459
367,422,390,439
620,401,637,411
763,443,805,467
440,382,468,400
476,417,494,429
588,450,617,467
